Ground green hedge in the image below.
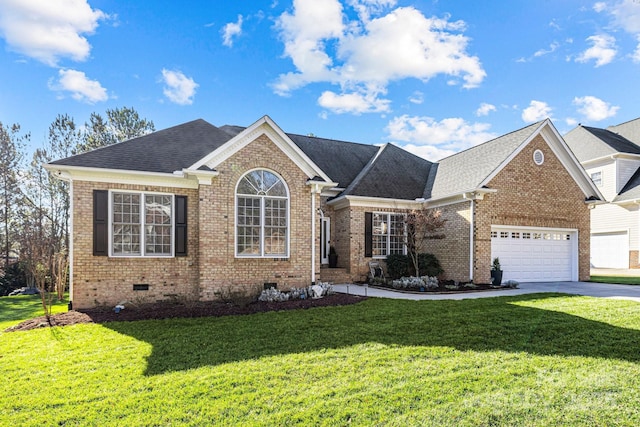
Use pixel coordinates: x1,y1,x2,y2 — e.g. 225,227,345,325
385,253,443,279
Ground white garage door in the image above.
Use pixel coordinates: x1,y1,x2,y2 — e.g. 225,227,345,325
491,227,578,282
591,231,629,269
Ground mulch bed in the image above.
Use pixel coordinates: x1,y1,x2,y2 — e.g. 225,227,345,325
4,293,366,332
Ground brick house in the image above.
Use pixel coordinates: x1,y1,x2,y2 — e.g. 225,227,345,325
46,116,602,309
564,117,640,268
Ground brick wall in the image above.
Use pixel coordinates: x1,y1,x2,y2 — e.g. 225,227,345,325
474,134,591,283
197,134,319,300
426,202,472,282
71,181,200,309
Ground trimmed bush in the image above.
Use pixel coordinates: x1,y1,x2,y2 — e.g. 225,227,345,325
385,254,411,279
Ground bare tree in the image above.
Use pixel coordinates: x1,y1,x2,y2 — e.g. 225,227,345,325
405,207,447,277
0,122,27,269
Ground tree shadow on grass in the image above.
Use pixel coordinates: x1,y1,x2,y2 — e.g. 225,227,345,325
104,293,640,375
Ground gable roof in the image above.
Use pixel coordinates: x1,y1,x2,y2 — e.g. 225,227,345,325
608,117,640,144
220,125,379,188
564,124,640,163
428,121,544,199
340,143,434,200
49,119,232,174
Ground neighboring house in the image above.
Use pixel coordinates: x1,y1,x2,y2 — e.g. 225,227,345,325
564,117,640,269
46,116,601,309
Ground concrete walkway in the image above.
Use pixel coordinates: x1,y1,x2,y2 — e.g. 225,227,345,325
333,281,640,302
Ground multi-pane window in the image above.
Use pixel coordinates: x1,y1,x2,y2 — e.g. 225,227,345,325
112,192,172,256
236,170,289,257
372,213,406,257
590,171,602,187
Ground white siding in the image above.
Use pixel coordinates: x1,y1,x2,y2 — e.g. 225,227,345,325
617,158,640,193
591,203,638,250
585,160,617,201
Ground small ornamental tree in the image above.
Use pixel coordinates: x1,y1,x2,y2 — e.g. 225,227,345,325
405,208,447,277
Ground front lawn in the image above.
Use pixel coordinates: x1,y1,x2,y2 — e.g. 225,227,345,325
590,275,640,285
0,294,67,330
2,294,640,426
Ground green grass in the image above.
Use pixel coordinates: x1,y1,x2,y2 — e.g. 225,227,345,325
590,275,640,285
0,294,68,330
2,294,640,426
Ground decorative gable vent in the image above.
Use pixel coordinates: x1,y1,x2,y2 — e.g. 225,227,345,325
533,149,544,165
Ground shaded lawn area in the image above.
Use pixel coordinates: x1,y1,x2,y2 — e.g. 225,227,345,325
2,294,640,426
0,294,67,330
590,275,640,285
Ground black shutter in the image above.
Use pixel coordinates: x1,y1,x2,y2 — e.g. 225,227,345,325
364,212,373,258
175,195,188,257
93,190,108,256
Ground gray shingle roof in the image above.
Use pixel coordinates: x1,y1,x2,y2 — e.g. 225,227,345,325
219,125,379,188
608,117,640,144
428,121,544,199
341,144,434,200
564,125,640,163
50,119,233,174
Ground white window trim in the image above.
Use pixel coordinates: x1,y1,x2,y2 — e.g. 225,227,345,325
108,189,175,258
372,212,407,259
591,170,603,187
235,168,290,258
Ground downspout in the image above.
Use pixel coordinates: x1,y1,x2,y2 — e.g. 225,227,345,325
310,185,317,285
469,197,474,283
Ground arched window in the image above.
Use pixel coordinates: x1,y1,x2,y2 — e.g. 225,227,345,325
236,169,289,257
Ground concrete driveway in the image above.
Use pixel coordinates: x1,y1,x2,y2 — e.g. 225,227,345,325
333,281,640,302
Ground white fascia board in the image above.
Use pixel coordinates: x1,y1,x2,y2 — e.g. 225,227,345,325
479,119,604,202
181,168,219,185
188,115,333,183
582,153,640,166
327,195,423,210
43,164,199,189
425,188,497,208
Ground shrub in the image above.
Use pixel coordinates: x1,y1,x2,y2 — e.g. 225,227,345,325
0,261,28,296
385,254,411,279
417,253,444,277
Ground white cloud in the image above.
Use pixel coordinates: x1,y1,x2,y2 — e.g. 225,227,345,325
408,91,423,104
161,69,198,105
221,14,243,47
576,34,617,67
565,117,578,126
318,90,390,114
386,115,496,161
593,2,608,13
273,1,485,114
522,100,552,123
0,0,107,66
49,69,108,103
606,0,640,62
573,95,619,121
534,41,560,57
475,102,496,117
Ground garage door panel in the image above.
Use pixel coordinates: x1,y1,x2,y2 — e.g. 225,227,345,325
491,226,576,282
591,232,628,269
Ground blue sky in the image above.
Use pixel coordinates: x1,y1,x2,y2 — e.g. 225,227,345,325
1,0,639,161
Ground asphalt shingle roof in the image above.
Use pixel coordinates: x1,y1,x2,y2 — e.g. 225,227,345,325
608,117,640,145
50,119,232,174
341,144,434,200
219,125,379,188
428,121,544,199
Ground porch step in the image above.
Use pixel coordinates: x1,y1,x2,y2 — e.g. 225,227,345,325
319,266,352,284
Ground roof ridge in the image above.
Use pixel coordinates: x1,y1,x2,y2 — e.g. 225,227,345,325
437,120,545,163
340,144,388,195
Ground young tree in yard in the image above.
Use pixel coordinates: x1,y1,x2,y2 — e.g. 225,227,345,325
405,208,447,277
0,122,27,269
